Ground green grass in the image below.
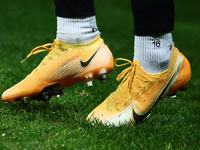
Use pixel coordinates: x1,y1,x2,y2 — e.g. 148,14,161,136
0,0,200,149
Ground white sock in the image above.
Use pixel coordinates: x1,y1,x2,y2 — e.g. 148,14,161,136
56,16,100,44
134,32,174,74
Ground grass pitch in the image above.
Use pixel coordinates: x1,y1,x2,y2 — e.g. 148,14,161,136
0,0,200,149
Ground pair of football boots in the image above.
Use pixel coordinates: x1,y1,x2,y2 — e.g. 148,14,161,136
1,35,191,126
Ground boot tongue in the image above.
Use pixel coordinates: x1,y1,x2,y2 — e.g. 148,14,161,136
133,60,140,66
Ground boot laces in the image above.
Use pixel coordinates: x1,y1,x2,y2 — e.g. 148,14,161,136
21,43,55,63
115,58,153,94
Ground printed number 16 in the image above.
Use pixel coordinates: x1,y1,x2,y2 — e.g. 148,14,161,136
153,40,161,47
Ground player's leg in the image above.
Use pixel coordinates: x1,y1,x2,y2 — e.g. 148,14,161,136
132,0,175,74
54,0,100,44
87,0,191,126
1,0,114,104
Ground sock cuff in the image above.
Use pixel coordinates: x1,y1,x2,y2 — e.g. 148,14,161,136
56,16,100,44
134,32,174,62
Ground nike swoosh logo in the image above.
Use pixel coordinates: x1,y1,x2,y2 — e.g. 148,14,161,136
80,45,101,68
132,62,180,124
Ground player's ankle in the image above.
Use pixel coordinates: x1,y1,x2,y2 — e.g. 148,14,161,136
56,16,100,44
133,32,174,74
